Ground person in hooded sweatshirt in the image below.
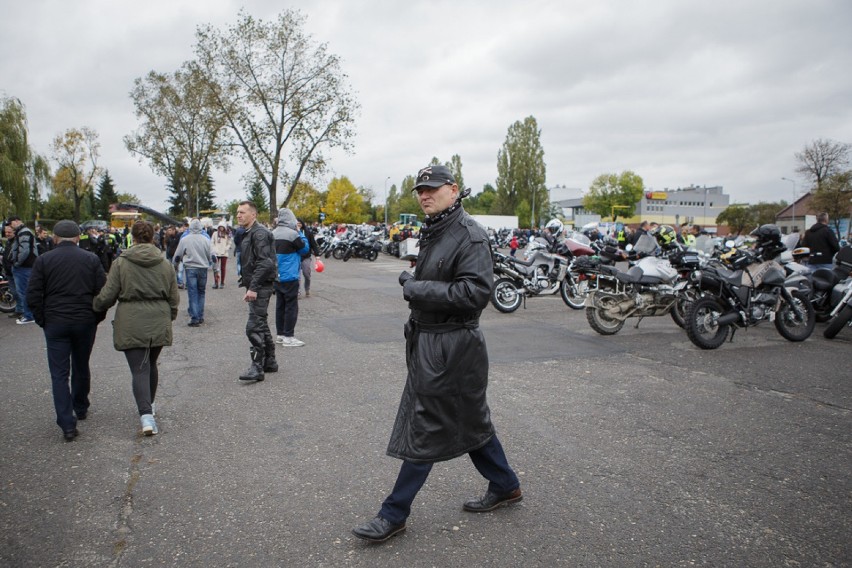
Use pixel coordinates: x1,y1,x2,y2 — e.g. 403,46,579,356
94,221,179,436
802,212,840,272
272,208,308,346
173,218,215,326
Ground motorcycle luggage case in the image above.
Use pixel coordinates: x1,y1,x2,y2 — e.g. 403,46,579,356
835,246,852,271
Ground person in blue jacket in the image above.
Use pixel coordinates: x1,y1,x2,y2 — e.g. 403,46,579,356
272,208,308,347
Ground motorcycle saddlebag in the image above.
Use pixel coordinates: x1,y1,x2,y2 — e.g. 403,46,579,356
835,246,852,271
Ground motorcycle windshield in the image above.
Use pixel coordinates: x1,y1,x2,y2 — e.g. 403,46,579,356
694,235,715,255
634,234,657,255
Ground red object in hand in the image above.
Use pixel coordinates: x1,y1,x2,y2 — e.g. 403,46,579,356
314,259,324,273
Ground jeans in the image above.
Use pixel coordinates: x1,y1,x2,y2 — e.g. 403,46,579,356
378,435,520,525
274,280,299,337
185,267,208,323
12,266,33,319
177,260,185,286
124,346,162,416
44,322,98,432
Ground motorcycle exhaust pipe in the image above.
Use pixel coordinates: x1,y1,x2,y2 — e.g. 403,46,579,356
715,311,740,326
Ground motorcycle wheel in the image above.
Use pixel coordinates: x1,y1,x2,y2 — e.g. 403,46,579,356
671,287,701,329
775,291,815,342
332,247,345,260
0,284,16,313
585,294,625,335
367,250,378,262
823,303,852,339
491,278,523,313
560,276,587,310
342,250,352,262
685,296,729,349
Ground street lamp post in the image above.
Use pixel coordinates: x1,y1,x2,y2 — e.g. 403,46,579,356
384,176,390,226
781,177,796,233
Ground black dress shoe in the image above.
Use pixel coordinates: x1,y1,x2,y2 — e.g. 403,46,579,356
352,516,406,543
63,429,79,441
463,487,522,512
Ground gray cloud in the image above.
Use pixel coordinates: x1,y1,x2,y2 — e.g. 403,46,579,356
2,0,851,215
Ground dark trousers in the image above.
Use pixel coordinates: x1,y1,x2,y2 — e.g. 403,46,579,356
274,280,299,337
378,434,520,525
124,346,162,416
44,322,98,432
246,286,274,353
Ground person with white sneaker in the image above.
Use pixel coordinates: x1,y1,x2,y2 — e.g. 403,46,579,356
94,221,179,436
272,208,308,348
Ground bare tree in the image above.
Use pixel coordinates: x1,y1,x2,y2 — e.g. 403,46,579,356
795,138,851,189
194,9,359,222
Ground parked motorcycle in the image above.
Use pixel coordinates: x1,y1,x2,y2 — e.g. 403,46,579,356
684,225,815,350
584,233,689,334
821,246,852,339
0,267,15,313
490,237,577,313
343,236,381,262
810,245,852,322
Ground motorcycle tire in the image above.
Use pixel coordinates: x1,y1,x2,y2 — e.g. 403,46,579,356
332,247,345,260
323,249,332,259
823,303,852,339
560,277,587,310
491,278,523,313
685,295,730,350
774,290,815,342
670,288,701,329
367,250,378,262
0,284,15,313
342,250,352,262
585,294,625,335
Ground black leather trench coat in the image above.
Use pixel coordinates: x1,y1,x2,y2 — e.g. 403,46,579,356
386,207,496,463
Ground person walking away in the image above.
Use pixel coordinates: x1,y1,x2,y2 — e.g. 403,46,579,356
3,223,21,319
296,218,320,298
236,201,278,381
8,216,39,324
802,212,840,272
93,221,179,436
173,219,215,327
26,220,106,441
211,224,232,288
352,164,522,543
273,209,308,347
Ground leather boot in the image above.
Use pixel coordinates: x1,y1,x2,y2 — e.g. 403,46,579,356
263,340,278,373
239,347,265,382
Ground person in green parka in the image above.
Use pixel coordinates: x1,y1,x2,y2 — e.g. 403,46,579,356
93,221,179,436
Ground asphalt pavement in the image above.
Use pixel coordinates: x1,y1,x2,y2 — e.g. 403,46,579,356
1,252,850,567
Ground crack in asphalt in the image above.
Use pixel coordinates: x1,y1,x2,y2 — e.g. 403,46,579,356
733,381,852,413
111,453,143,567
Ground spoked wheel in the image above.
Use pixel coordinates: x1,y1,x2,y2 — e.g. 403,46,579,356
585,293,625,335
332,247,345,260
685,296,730,349
671,287,701,329
560,276,588,310
491,278,523,313
0,284,15,313
775,291,815,342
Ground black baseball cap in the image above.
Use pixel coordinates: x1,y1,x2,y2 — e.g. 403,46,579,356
413,165,456,190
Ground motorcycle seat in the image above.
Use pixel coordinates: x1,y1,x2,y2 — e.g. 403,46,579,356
614,266,664,285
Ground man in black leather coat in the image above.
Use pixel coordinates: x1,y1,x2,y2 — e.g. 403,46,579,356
352,165,522,543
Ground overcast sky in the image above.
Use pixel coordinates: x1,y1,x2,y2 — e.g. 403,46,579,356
2,0,851,214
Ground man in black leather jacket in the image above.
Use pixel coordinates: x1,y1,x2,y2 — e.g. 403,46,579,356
236,201,278,382
352,165,522,543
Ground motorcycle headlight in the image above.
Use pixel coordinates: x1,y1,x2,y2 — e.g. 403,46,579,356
690,270,702,283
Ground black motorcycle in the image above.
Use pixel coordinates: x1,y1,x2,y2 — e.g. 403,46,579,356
343,236,381,262
822,246,852,339
0,266,16,314
811,245,852,322
684,225,815,350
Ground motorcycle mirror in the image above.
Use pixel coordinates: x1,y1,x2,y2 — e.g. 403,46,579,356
625,244,634,252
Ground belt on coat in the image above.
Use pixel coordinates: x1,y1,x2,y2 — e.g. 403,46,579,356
408,318,479,333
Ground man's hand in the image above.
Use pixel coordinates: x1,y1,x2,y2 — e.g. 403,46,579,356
244,290,257,302
399,270,413,286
